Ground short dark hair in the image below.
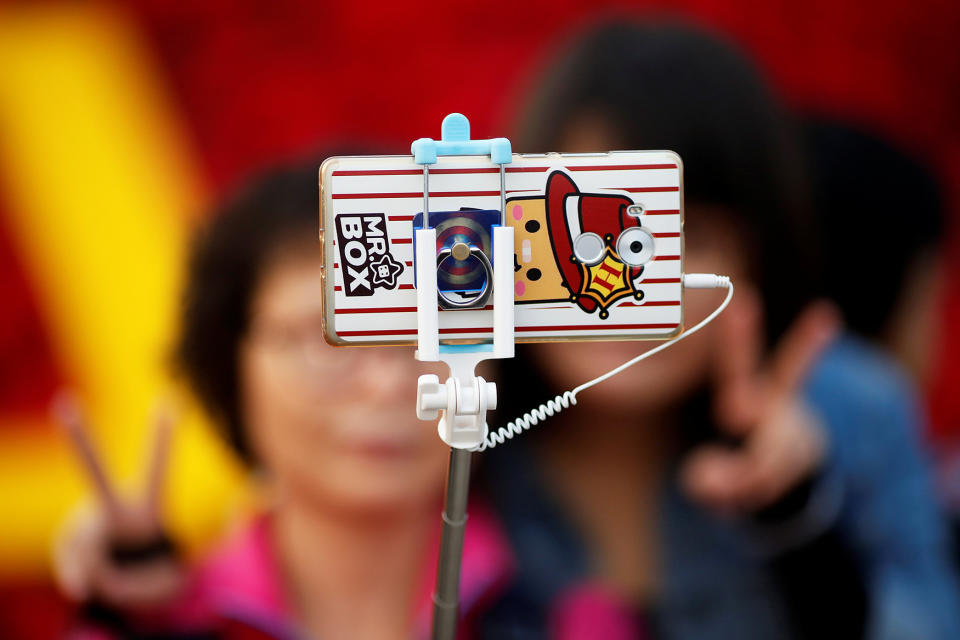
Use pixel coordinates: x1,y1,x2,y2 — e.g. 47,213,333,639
802,117,944,338
174,162,320,462
517,19,821,343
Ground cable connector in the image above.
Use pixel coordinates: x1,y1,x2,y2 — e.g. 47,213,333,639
683,273,731,289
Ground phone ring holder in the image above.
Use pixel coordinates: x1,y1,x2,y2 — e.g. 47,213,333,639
436,241,494,309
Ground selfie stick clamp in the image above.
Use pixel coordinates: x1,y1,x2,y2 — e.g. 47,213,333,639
412,113,514,449
411,114,514,640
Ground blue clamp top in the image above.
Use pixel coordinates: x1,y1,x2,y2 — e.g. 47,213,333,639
412,113,512,166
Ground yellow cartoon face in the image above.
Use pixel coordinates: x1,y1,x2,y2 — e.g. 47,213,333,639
505,197,568,303
504,171,650,318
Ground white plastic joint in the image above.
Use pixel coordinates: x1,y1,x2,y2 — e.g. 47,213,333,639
416,373,497,449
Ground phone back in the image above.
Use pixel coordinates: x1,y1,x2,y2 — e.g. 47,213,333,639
320,151,684,345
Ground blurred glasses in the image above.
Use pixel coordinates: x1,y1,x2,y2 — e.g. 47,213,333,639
246,318,417,391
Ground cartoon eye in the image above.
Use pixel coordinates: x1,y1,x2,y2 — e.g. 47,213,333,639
572,232,605,265
616,227,655,266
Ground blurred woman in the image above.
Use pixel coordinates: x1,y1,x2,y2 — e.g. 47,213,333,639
53,163,512,640
476,20,960,639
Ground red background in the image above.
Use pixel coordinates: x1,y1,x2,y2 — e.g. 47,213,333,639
1,0,958,634
6,0,959,431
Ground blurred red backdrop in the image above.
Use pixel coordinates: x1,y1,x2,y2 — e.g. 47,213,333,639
4,0,959,432
1,0,958,636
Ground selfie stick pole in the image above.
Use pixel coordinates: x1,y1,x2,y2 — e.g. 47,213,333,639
431,446,472,639
412,114,514,640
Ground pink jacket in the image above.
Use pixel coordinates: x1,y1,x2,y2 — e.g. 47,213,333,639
71,503,640,639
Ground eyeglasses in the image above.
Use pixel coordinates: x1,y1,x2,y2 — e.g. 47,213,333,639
246,320,419,383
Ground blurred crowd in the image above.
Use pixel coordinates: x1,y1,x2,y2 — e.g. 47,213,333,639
1,2,959,639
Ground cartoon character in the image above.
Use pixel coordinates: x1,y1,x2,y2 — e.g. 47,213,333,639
507,171,653,319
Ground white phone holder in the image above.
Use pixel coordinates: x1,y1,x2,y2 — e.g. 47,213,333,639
412,113,515,449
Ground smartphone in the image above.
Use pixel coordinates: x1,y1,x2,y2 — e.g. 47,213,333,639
320,151,684,345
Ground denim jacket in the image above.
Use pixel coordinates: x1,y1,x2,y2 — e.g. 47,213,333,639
477,336,960,639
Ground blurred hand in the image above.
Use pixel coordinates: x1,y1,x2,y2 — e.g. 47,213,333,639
53,394,185,609
681,289,841,513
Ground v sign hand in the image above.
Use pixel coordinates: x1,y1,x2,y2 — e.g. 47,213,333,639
681,288,841,513
52,393,186,609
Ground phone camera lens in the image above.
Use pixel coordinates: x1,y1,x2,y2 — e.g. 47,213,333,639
573,232,605,265
616,227,655,266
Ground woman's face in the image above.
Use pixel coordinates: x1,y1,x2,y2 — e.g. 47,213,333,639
239,247,449,515
528,114,754,417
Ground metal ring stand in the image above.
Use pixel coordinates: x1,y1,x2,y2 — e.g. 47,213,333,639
436,243,494,309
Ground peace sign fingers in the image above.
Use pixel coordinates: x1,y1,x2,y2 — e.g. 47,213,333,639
686,298,840,512
712,284,766,435
53,391,121,517
142,403,176,526
52,392,185,608
766,300,841,400
53,391,177,537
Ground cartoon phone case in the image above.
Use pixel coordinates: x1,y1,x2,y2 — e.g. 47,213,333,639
320,151,684,345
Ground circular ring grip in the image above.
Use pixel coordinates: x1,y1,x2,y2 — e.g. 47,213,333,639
435,243,494,309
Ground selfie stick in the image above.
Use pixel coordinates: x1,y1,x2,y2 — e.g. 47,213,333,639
412,114,515,640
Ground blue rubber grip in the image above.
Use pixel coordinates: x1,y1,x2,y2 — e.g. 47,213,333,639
412,113,512,165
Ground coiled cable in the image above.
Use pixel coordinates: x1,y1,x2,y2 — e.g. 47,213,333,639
472,275,733,452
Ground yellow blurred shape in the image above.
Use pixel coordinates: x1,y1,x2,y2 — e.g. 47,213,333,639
0,4,249,578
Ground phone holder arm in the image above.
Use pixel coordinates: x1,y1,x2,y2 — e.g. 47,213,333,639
412,113,515,449
411,112,512,166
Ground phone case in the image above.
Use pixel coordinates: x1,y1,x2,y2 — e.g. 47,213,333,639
320,151,684,345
